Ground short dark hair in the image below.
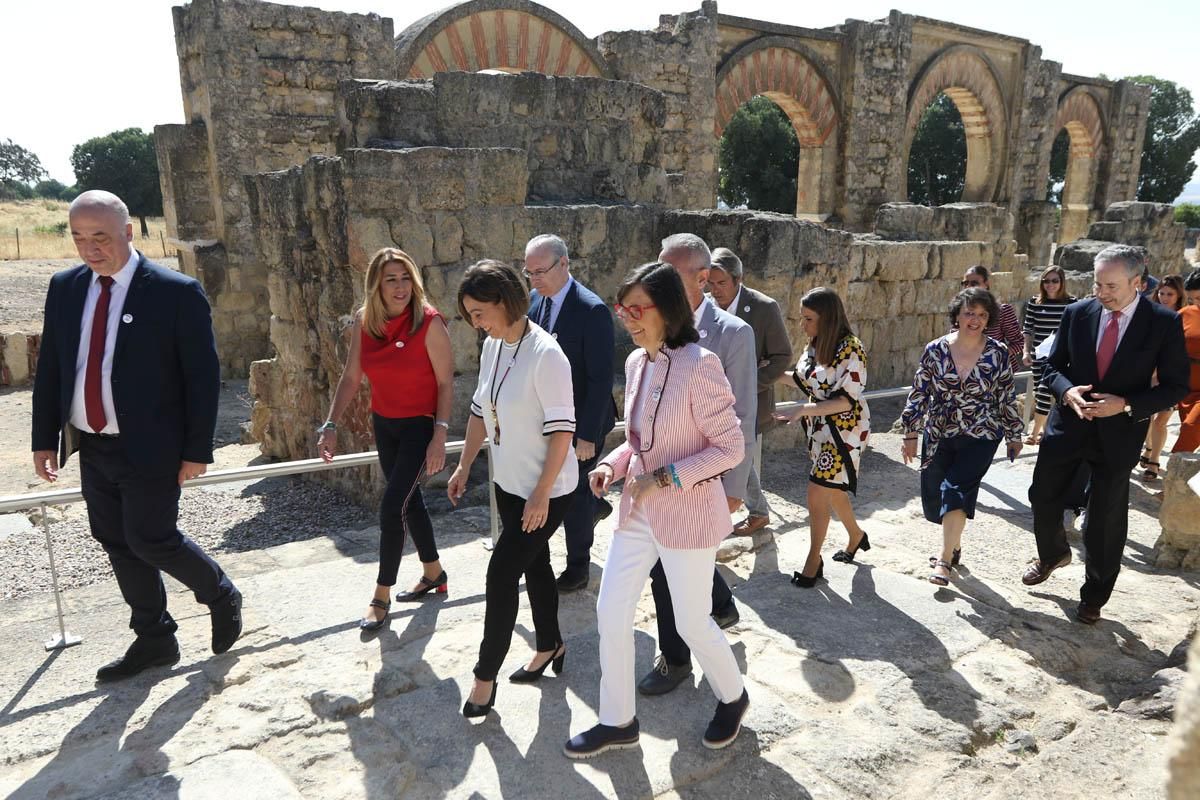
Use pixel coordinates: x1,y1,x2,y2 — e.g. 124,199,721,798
617,261,700,349
457,259,529,324
964,265,990,284
1185,269,1200,292
948,287,1000,328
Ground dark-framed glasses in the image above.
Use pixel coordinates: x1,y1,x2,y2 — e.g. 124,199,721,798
522,258,562,279
614,302,657,321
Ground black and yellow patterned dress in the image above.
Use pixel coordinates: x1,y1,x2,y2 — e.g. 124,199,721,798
793,335,871,493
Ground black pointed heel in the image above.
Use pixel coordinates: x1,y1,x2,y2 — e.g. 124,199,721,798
397,570,448,602
463,682,497,718
790,557,824,588
509,645,566,683
832,531,871,563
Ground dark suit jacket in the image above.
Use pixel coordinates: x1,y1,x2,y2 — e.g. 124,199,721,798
1042,295,1188,467
32,252,221,475
729,285,793,433
529,278,616,447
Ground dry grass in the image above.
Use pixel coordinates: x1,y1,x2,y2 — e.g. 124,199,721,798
0,200,170,261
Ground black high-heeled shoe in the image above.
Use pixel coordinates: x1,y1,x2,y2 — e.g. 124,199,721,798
832,531,871,563
396,570,448,602
791,557,824,588
358,597,390,632
462,681,497,718
509,645,566,683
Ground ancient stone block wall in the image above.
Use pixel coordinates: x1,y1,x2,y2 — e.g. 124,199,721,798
338,72,671,206
0,332,37,387
155,0,394,376
1054,201,1188,273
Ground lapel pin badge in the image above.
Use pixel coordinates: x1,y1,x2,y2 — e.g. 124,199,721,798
121,313,133,323
395,341,404,348
699,329,708,338
744,305,750,313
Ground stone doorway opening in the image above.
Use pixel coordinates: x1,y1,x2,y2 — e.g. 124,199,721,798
905,92,967,206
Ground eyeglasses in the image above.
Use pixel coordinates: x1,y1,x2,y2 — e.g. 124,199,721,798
522,259,562,279
961,280,985,288
614,302,657,321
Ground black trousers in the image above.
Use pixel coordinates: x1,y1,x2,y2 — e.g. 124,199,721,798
1029,426,1136,609
373,413,438,586
651,565,735,667
79,433,233,638
562,452,601,571
474,484,573,681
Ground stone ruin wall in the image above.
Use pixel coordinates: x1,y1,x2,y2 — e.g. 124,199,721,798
245,70,1031,502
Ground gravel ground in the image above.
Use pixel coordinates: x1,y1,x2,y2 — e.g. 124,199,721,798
0,258,178,332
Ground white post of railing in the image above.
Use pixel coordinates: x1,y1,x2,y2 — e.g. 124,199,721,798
485,447,498,551
39,503,81,651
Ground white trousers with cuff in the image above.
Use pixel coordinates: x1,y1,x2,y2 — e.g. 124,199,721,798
596,504,745,726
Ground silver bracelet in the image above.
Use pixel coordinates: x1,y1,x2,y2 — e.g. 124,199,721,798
434,420,450,430
317,421,337,433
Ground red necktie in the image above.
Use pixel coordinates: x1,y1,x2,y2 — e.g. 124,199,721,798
84,276,114,433
1096,310,1120,381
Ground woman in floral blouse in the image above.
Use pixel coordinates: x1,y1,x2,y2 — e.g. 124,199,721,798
901,287,1023,586
784,288,871,588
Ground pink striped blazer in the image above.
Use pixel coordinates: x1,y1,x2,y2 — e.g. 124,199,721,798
601,343,744,549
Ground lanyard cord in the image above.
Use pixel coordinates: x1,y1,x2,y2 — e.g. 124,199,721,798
489,318,530,412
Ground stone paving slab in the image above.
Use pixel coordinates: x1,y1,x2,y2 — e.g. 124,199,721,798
0,432,1196,798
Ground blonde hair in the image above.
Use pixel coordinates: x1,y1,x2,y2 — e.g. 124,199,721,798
360,248,429,339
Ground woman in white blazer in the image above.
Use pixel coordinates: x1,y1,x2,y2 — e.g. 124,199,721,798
564,261,749,759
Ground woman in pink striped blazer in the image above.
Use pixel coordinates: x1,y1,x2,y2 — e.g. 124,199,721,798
564,262,749,759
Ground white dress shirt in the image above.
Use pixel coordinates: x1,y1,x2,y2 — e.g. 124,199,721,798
539,275,573,333
70,251,138,434
718,285,743,314
1095,294,1141,353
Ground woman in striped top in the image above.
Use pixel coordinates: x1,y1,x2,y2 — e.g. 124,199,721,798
1021,265,1075,444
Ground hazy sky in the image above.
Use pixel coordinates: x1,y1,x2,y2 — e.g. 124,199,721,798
3,0,1198,198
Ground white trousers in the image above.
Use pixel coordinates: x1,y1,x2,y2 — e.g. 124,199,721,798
596,505,745,726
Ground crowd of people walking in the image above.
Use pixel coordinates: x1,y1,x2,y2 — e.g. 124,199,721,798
29,188,1200,761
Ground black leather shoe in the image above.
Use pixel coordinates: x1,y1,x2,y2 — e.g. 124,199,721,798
96,636,180,683
832,531,871,563
210,587,243,655
564,719,640,759
594,498,613,526
703,688,750,749
712,604,739,630
1075,602,1102,625
556,568,589,592
463,681,497,718
509,645,566,683
637,654,692,696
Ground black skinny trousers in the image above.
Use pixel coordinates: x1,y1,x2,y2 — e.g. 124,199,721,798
373,413,439,587
474,484,573,681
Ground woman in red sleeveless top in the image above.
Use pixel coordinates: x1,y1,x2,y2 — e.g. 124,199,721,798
318,248,455,632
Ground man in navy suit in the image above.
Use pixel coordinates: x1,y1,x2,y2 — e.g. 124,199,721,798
525,234,617,592
1022,244,1188,624
32,191,242,681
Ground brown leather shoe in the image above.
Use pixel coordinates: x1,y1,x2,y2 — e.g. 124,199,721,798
1075,602,1101,625
1021,551,1072,586
732,515,769,537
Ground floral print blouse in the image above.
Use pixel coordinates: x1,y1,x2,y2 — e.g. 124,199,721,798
900,335,1024,468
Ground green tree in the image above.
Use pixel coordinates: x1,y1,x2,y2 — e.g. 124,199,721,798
1126,75,1200,203
907,93,966,206
1176,203,1200,228
71,128,162,236
34,179,74,201
1046,129,1069,204
1,137,46,200
718,95,799,214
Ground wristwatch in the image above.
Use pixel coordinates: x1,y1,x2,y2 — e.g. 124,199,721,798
1123,403,1133,417
317,421,337,433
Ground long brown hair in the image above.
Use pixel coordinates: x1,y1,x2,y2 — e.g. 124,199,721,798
1036,265,1067,303
1154,274,1185,311
801,287,853,367
361,248,428,339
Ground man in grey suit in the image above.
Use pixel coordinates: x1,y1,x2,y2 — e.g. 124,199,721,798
638,233,757,696
707,247,793,535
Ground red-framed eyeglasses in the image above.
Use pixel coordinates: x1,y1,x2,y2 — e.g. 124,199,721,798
613,302,657,321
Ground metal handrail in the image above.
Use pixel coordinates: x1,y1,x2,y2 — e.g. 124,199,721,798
3,372,1033,650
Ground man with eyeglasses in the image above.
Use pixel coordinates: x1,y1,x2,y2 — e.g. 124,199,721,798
636,232,756,697
525,234,617,592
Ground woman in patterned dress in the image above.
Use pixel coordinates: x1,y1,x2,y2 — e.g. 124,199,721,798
1021,265,1075,445
784,288,871,588
901,288,1024,586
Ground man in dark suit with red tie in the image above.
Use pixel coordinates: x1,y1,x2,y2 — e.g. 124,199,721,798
32,190,242,681
1022,244,1188,624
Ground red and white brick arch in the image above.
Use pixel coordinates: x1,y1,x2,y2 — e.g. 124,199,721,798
715,39,842,219
1053,86,1107,242
395,0,609,80
905,44,1008,203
